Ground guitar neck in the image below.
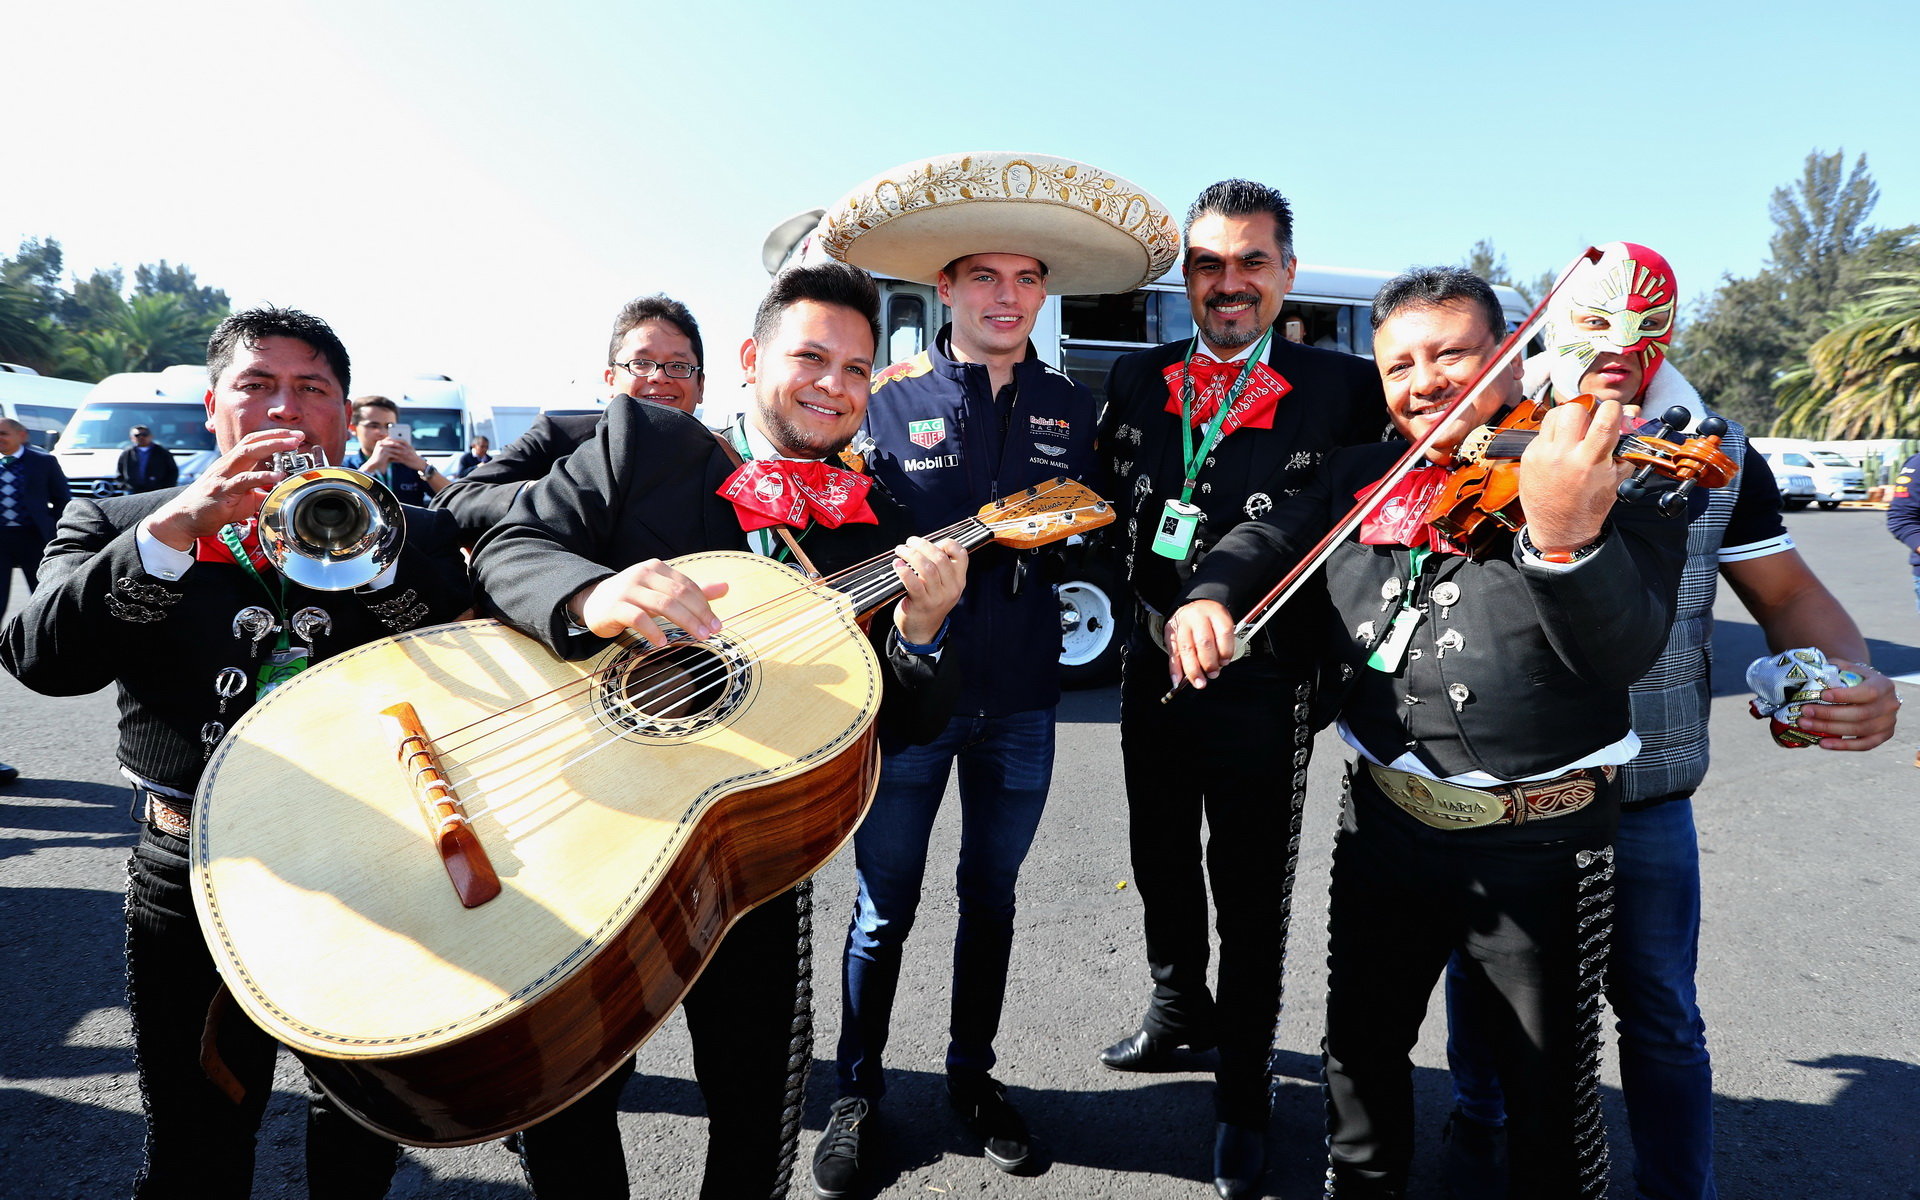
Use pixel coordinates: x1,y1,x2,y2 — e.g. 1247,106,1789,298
821,516,998,619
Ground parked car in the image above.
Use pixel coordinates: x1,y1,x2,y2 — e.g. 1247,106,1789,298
1751,438,1867,510
1777,469,1818,511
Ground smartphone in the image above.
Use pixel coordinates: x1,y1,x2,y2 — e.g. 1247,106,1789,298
389,423,412,445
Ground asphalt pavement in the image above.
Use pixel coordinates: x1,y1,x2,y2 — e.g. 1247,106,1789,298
1,507,1915,1199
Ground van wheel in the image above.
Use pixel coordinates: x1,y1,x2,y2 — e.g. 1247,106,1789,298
1818,500,1842,510
1783,498,1812,511
1059,562,1130,689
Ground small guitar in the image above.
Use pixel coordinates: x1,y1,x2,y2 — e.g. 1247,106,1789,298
190,478,1110,1146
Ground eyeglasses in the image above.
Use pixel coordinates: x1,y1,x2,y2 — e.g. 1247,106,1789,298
614,358,701,380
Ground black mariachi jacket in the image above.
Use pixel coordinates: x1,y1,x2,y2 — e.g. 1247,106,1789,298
862,326,1098,717
0,490,471,794
1097,335,1385,667
1180,440,1688,780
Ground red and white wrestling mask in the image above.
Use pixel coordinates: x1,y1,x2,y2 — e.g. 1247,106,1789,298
1545,241,1677,402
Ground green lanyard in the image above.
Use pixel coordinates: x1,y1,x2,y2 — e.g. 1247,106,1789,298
1364,548,1431,674
1176,327,1273,503
727,420,805,564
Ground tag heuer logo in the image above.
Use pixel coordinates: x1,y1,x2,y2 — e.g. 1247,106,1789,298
908,419,946,449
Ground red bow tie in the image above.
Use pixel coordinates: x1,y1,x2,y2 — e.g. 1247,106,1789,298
1355,465,1464,555
1162,354,1291,432
719,458,878,532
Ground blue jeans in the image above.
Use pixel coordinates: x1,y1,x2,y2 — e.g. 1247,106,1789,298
1448,798,1715,1200
835,708,1055,1099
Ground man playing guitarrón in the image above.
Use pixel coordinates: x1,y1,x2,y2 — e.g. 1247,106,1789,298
472,261,970,1200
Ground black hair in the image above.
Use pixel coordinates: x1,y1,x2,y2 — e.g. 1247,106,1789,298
1370,266,1505,342
750,262,880,352
351,395,398,421
206,306,351,394
1184,179,1296,264
607,294,704,370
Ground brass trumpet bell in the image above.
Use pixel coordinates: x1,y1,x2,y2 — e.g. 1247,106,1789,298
259,462,404,591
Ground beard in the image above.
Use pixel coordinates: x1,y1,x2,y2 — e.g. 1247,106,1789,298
1200,292,1263,349
758,402,850,461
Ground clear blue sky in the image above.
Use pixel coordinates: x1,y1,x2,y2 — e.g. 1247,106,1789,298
10,0,1917,407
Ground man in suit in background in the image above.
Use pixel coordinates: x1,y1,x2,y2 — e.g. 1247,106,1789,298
117,425,180,494
1095,179,1385,1198
0,416,73,613
435,294,707,547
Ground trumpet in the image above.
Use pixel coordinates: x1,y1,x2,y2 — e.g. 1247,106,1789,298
258,449,404,590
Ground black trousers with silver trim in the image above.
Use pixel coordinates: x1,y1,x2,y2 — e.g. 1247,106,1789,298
1322,764,1616,1198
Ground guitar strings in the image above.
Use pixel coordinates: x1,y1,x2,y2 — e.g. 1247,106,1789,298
430,488,1098,758
427,496,1108,814
436,496,1107,805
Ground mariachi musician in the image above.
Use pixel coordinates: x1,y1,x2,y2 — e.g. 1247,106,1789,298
1165,266,1692,1199
471,261,969,1200
0,308,472,1198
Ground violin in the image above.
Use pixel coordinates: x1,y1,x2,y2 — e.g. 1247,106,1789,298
1422,397,1737,558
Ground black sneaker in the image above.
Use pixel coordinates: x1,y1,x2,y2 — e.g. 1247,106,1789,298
947,1074,1030,1172
812,1095,872,1199
1438,1108,1506,1200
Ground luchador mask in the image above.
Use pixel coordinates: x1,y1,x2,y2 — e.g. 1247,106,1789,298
1545,241,1678,401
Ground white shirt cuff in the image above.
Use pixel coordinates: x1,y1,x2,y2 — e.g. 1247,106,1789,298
135,521,197,580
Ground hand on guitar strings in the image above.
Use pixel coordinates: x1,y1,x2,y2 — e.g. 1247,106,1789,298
891,535,969,645
1165,598,1237,691
143,428,314,552
568,559,729,644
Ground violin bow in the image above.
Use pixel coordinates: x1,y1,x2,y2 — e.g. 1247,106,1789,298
1162,245,1603,702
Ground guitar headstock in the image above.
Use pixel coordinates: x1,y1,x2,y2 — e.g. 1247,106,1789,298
975,478,1115,549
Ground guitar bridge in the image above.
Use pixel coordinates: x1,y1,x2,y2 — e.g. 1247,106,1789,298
380,702,502,908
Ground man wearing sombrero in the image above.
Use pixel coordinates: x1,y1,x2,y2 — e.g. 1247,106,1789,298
812,152,1178,1197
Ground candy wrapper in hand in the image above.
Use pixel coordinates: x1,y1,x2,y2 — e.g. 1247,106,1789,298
1746,647,1863,748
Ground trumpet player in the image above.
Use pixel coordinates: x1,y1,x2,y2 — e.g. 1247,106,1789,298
0,306,472,1199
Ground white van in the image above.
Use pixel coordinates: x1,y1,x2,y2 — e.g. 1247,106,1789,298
353,375,471,477
55,366,219,495
0,363,92,450
1749,438,1867,510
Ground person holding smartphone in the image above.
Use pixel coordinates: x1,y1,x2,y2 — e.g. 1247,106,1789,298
343,394,450,503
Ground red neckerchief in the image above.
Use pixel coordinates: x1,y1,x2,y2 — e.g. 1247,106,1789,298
1161,354,1292,433
194,519,275,572
1355,465,1465,555
719,458,878,532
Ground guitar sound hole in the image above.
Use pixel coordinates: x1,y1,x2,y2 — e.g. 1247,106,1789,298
598,632,751,740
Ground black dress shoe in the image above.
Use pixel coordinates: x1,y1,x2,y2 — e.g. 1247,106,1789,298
1438,1108,1506,1200
0,762,17,787
1098,1028,1213,1071
1212,1121,1265,1199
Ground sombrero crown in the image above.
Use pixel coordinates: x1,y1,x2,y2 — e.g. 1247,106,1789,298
818,152,1178,296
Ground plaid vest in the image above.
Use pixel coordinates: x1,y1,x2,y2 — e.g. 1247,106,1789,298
1621,416,1749,805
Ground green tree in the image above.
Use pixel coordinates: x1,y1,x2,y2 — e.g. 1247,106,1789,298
135,260,230,319
1675,149,1917,429
1772,272,1920,438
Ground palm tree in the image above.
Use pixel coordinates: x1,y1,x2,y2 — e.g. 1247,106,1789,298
1771,272,1920,438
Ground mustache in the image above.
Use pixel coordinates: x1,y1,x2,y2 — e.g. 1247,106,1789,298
1206,292,1258,310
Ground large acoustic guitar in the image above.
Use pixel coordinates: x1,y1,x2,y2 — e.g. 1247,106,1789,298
189,479,1110,1146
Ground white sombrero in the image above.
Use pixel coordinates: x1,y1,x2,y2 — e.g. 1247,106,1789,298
817,152,1179,296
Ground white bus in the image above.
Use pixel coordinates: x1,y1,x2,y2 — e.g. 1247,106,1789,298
0,363,92,450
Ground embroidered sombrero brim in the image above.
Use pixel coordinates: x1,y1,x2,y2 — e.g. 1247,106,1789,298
817,152,1179,296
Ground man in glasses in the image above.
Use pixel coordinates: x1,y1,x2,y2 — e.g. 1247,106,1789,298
118,425,179,493
436,295,704,547
606,293,705,415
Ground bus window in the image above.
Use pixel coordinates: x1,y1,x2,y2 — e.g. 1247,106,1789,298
1061,291,1150,344
887,293,927,362
1151,291,1193,344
